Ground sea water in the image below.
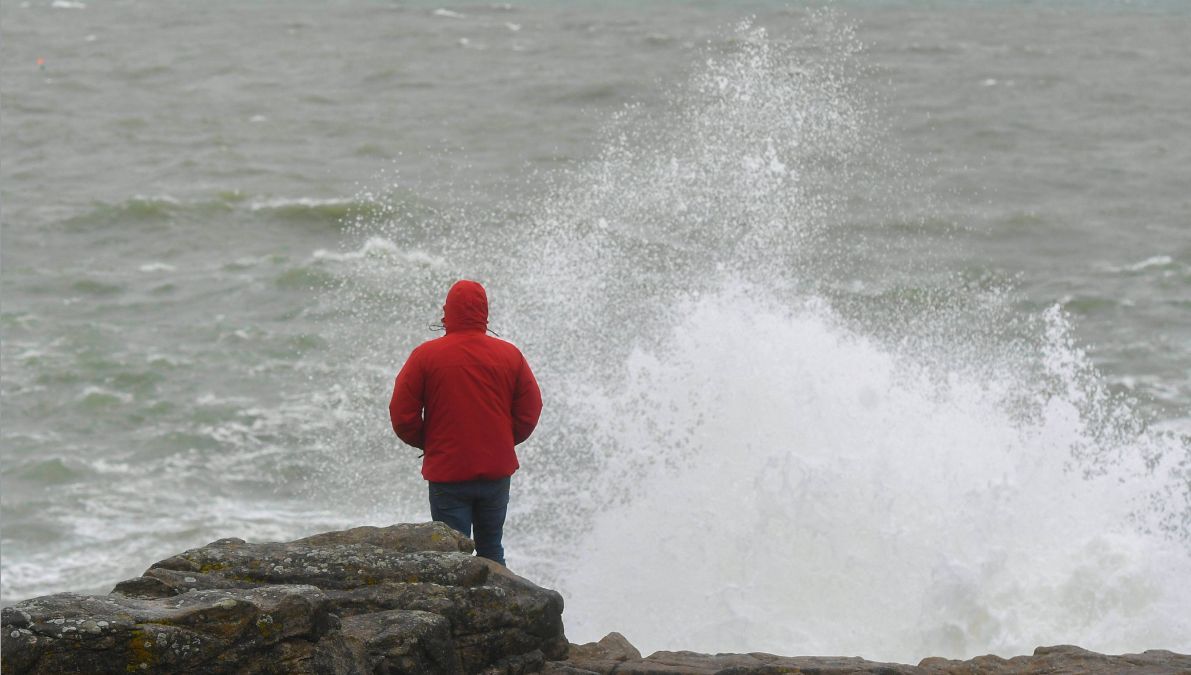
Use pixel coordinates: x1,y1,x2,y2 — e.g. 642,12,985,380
2,0,1189,664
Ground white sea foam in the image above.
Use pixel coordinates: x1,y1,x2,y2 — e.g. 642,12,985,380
145,352,188,368
130,193,180,205
1124,255,1173,272
77,386,132,405
195,392,255,407
541,286,1190,661
248,196,354,211
138,262,177,273
1,553,108,603
312,237,444,267
1103,255,1176,274
497,17,1190,661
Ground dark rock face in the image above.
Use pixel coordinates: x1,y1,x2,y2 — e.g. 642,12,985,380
546,636,1191,675
2,522,566,674
1,585,344,675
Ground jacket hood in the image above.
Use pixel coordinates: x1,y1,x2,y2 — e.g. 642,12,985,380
442,280,488,333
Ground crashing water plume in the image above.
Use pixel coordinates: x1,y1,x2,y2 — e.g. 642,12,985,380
311,12,1191,665
506,16,871,333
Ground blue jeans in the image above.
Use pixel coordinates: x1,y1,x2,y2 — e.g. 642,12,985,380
428,476,511,566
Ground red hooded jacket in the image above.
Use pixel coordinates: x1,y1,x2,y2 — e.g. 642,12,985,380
389,280,542,482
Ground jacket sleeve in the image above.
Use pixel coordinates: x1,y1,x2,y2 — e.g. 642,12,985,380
390,352,426,449
511,354,542,445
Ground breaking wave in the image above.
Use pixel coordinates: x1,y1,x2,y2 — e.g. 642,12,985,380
317,14,1191,663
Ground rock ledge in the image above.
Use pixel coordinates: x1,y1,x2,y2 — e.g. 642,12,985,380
550,633,1190,674
2,523,565,674
3,523,1187,674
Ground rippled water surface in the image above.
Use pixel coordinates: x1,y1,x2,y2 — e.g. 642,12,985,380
2,0,1189,663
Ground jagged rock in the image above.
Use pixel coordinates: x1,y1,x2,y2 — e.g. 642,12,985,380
577,632,641,661
2,522,566,674
558,631,643,673
0,584,345,674
543,634,1191,675
337,609,460,674
292,523,477,552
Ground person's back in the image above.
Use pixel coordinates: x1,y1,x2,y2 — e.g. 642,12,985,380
389,280,541,566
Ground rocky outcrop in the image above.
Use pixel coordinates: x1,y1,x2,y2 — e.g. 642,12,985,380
916,645,1191,675
546,635,1191,675
3,523,1187,674
1,522,566,674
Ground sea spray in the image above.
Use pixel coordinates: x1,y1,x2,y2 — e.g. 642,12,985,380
549,286,1190,660
314,13,1191,664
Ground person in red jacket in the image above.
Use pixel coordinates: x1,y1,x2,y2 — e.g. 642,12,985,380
389,279,542,566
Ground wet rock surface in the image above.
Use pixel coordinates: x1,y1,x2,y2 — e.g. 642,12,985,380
2,522,565,674
3,523,1186,674
1,585,342,675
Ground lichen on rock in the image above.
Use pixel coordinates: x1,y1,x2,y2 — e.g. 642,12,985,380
1,522,564,674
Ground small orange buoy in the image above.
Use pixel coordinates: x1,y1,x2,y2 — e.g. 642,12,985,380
36,57,45,68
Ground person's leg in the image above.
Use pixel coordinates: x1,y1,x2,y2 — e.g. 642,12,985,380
471,477,511,566
428,481,473,538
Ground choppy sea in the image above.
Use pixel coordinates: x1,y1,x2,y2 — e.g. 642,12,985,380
2,0,1189,663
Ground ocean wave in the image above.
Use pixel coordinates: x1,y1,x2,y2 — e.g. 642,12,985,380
4,457,92,485
314,15,1191,663
312,237,445,267
1103,255,1182,275
53,193,386,232
248,196,368,224
77,386,133,409
274,265,339,291
56,195,226,231
551,287,1191,660
68,278,125,296
138,262,177,273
